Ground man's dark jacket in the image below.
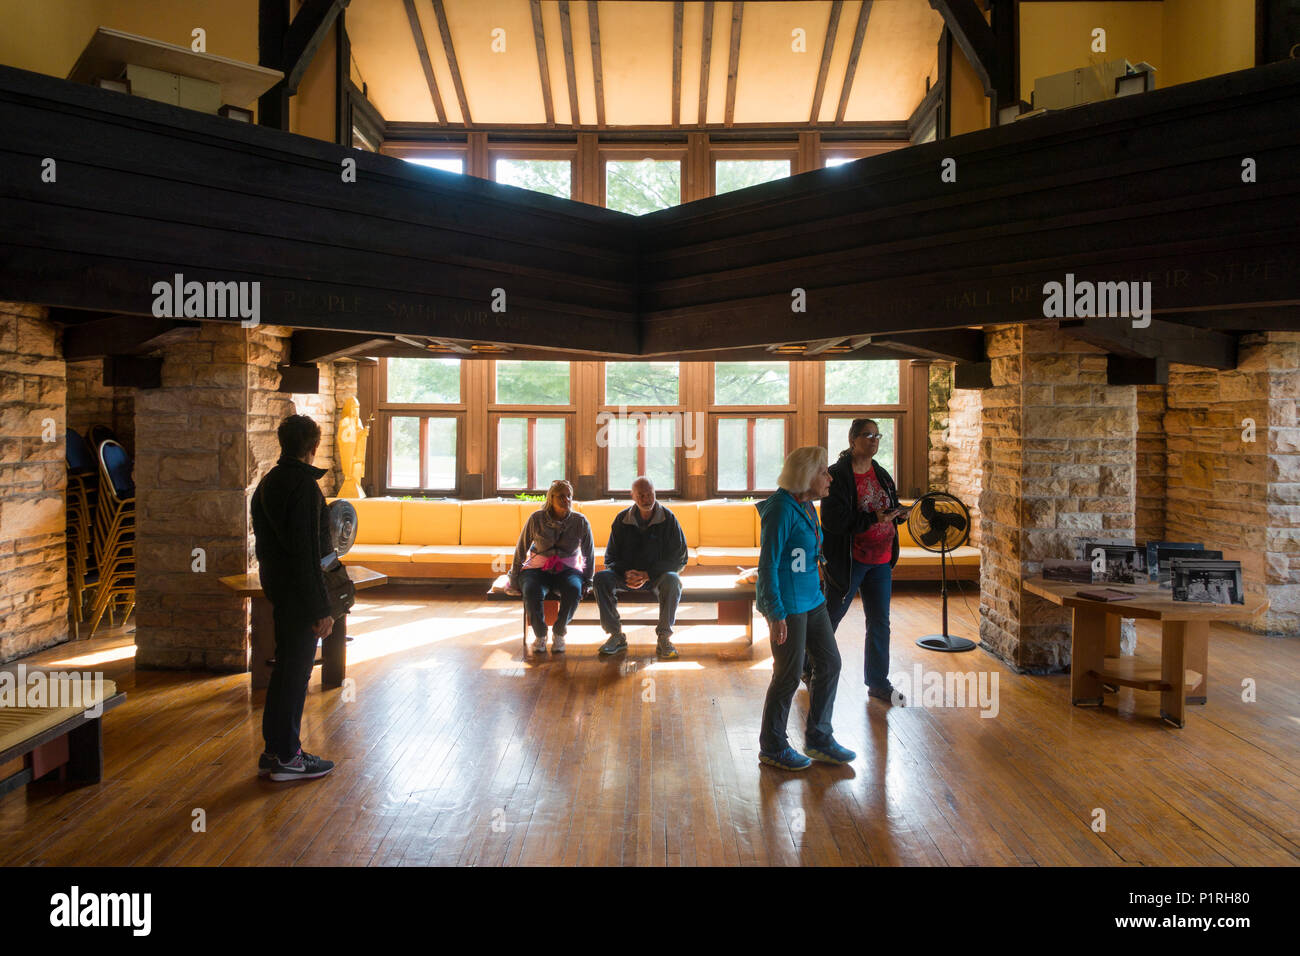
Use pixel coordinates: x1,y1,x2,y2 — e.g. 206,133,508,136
820,452,905,594
604,503,688,579
251,455,332,620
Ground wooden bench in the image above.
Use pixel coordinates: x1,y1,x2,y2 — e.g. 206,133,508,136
491,573,756,656
0,681,125,799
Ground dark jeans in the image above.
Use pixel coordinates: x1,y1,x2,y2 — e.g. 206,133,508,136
519,568,585,637
826,559,893,688
263,607,322,761
593,569,682,637
760,601,840,754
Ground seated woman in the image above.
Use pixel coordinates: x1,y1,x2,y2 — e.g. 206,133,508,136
508,479,594,656
755,446,855,771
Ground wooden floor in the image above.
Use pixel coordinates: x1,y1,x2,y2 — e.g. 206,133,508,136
2,584,1297,866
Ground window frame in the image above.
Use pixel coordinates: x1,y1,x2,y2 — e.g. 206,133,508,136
489,147,578,200
710,413,794,498
818,358,911,491
381,143,470,173
597,362,685,497
709,145,797,196
375,357,467,497
489,412,574,496
599,145,687,212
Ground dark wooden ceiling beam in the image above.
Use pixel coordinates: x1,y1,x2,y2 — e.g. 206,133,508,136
402,0,447,125
430,0,472,126
809,0,842,124
529,0,556,128
588,1,606,127
672,2,684,128
1060,318,1238,370
835,0,873,124
871,329,986,364
258,0,291,130
291,330,405,364
1161,306,1300,332
927,0,995,97
723,1,743,128
559,1,581,127
64,316,199,360
283,0,350,95
697,0,714,126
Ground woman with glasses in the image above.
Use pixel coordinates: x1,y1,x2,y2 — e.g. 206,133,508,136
508,479,594,656
816,419,909,704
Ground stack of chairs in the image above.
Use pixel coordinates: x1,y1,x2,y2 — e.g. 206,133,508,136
65,428,100,638
85,438,136,637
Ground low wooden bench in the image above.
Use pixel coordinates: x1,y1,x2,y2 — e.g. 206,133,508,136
0,680,125,799
491,573,756,656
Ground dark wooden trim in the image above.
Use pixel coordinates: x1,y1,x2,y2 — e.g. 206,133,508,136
348,79,386,148
937,27,951,139
953,361,992,389
430,0,472,126
672,2,684,128
908,81,943,140
384,119,910,137
258,0,291,130
559,1,582,127
63,316,198,359
292,329,398,363
1107,355,1169,386
698,0,714,126
588,1,606,127
335,9,350,145
810,0,843,123
403,0,447,125
724,1,744,128
835,0,873,124
929,0,995,97
1061,318,1238,370
530,0,556,128
102,355,162,388
283,0,350,95
873,329,985,364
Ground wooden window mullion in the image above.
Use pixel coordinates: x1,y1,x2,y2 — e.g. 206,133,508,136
747,417,756,492
527,416,538,490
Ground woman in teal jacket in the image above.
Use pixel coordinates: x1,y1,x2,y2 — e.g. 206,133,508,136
755,446,856,770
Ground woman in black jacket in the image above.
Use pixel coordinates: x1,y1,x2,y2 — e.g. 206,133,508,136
815,419,910,704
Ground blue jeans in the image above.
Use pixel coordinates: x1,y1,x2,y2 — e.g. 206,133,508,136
519,568,585,638
826,560,893,688
760,601,840,754
593,569,682,637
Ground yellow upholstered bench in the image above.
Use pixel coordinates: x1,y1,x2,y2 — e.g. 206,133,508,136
0,676,125,799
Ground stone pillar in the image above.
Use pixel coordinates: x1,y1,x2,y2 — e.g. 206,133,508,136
978,324,1137,672
947,385,983,546
1135,385,1167,542
928,363,952,491
0,303,68,662
332,360,359,496
67,358,135,457
134,323,341,670
1165,332,1300,635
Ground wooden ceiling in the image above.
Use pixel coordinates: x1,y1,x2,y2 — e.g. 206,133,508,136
345,0,944,128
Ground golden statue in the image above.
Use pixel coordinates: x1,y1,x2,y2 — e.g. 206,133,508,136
337,396,370,498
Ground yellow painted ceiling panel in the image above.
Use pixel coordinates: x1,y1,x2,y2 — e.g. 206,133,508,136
599,1,676,126
443,0,545,124
732,1,832,124
844,0,944,120
347,0,442,122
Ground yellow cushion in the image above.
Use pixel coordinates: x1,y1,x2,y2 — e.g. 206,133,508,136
351,498,404,545
696,546,761,566
575,501,629,548
666,501,699,547
399,499,461,546
0,678,118,753
410,545,515,565
699,501,757,548
897,521,916,548
342,544,419,563
461,499,528,546
897,545,980,566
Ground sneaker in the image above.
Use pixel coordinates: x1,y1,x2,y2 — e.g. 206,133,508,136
551,633,566,654
599,633,628,656
269,749,335,782
759,747,813,771
257,751,276,777
868,684,906,706
656,635,679,660
805,738,856,765
532,635,548,655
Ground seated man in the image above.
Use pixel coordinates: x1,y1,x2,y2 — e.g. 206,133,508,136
595,477,688,660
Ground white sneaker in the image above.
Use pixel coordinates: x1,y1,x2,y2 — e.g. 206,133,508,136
532,635,548,655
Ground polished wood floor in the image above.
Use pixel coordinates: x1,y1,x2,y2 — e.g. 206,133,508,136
2,584,1297,866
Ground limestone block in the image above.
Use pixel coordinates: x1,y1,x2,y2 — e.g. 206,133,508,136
158,453,219,485
0,496,63,540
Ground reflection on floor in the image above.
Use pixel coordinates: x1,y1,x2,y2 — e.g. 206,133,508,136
1,583,1297,866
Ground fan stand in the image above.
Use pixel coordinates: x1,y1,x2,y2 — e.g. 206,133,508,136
916,543,977,653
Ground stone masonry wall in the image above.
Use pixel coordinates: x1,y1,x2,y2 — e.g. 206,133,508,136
1135,385,1167,542
928,363,952,491
0,304,69,663
333,360,359,495
947,386,983,545
66,359,135,458
979,324,1136,672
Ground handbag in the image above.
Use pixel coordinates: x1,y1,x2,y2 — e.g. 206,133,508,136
320,550,356,619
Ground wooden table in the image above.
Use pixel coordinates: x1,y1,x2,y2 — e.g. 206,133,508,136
1023,576,1266,727
219,566,387,691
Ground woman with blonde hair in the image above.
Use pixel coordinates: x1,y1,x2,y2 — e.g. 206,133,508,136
508,479,594,655
754,446,855,770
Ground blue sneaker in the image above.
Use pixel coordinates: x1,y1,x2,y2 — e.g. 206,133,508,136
805,739,856,765
759,747,813,771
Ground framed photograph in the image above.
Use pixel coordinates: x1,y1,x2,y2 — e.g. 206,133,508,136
1170,558,1244,605
1146,542,1221,586
1078,540,1146,584
1043,559,1093,583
